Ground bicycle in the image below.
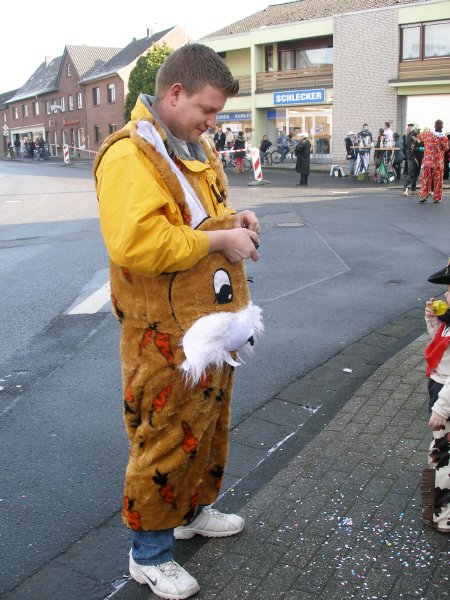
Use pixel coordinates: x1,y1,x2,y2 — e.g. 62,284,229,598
271,144,296,164
259,148,272,166
221,150,252,172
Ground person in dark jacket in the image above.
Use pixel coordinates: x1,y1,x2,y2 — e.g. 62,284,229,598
295,132,311,186
392,132,404,180
403,123,421,197
259,134,272,165
213,126,226,152
402,131,408,176
344,131,356,176
233,131,246,173
443,133,450,180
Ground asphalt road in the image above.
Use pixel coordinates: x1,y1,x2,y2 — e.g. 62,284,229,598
1,159,449,596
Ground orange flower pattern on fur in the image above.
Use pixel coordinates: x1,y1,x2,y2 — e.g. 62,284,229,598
123,496,142,530
140,324,174,367
211,464,224,491
182,421,198,456
148,383,173,426
152,469,177,508
110,293,124,321
154,331,174,367
183,488,200,522
121,267,132,282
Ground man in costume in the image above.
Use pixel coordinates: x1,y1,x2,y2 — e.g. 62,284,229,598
94,44,262,600
418,119,449,204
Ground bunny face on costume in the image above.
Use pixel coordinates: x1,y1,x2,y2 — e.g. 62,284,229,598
168,248,263,384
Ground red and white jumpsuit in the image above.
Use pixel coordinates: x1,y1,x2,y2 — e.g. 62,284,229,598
418,131,449,202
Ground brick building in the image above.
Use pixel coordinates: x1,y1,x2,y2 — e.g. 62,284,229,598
0,26,187,157
200,0,450,161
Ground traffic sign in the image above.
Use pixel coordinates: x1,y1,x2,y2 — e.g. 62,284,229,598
2,124,8,136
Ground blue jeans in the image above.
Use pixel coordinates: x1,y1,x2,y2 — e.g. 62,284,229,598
131,506,205,565
131,528,174,565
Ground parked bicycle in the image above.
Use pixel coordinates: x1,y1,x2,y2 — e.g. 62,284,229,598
270,144,296,164
260,147,273,166
221,150,252,172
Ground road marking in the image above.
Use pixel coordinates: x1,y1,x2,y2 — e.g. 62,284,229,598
65,269,111,314
256,230,350,303
67,282,110,314
5,200,21,203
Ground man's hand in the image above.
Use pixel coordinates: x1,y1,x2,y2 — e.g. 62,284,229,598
206,228,259,263
234,210,260,234
429,410,447,431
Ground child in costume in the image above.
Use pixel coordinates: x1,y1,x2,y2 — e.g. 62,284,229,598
420,260,450,532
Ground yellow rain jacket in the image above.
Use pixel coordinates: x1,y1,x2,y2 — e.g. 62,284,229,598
94,96,233,277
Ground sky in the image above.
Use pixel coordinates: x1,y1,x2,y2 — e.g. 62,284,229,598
0,0,288,93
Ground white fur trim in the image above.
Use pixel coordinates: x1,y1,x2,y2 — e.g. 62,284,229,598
180,303,263,385
136,120,207,227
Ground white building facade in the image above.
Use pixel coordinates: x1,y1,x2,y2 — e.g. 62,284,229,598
201,0,450,161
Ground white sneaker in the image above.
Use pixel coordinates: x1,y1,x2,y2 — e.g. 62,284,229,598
402,188,409,197
174,507,244,539
129,551,200,599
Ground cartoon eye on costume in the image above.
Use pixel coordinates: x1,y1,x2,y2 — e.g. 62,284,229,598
213,269,232,304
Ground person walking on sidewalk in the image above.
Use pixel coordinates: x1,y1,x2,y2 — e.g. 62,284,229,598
344,131,357,176
295,132,311,186
421,261,450,533
402,123,421,197
225,126,235,149
213,125,225,152
417,119,449,204
94,43,261,600
233,130,246,173
392,132,404,180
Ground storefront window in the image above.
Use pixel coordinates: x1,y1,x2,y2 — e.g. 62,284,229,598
285,107,332,156
424,22,450,58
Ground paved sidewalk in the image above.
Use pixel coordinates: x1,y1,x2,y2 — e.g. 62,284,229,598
113,309,449,600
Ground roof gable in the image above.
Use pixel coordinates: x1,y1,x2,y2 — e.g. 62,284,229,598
79,27,175,83
0,89,19,109
6,57,62,103
65,45,122,80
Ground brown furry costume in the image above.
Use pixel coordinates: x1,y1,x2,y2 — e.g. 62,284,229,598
94,115,262,531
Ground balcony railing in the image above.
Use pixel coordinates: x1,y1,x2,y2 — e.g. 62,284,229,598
236,75,251,95
256,65,333,92
391,57,450,83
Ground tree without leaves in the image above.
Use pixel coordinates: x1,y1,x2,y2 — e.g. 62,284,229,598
124,43,173,122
